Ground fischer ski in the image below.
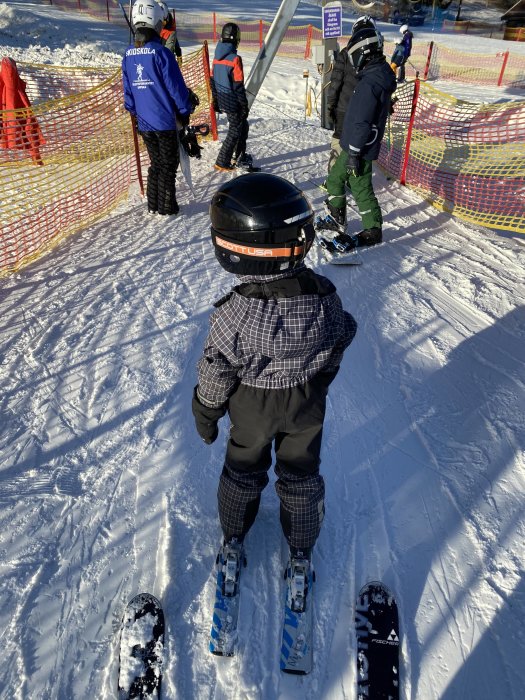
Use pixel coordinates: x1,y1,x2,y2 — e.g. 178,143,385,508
355,581,400,700
118,593,164,700
280,554,314,674
209,539,246,657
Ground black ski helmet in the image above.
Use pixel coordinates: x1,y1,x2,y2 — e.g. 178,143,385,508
210,173,315,275
351,14,376,37
221,22,241,48
347,27,383,72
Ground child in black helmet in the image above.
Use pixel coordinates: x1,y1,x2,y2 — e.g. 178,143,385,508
211,22,252,171
192,173,357,609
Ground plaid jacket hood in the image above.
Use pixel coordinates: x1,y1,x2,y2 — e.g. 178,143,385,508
196,265,357,406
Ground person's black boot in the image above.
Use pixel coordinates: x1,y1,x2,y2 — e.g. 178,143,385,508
324,198,346,229
356,227,382,247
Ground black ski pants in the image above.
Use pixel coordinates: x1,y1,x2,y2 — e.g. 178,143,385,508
216,111,249,167
218,374,335,552
140,130,180,215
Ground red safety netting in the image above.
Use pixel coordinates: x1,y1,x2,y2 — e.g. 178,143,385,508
379,81,525,233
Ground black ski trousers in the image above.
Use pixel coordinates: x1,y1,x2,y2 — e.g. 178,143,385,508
216,111,249,167
218,373,335,552
140,130,180,215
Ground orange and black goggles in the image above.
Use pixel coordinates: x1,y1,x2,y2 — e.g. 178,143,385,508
211,224,314,264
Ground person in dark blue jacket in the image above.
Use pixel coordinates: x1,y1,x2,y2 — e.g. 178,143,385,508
211,23,251,171
393,24,413,83
122,0,193,215
321,27,397,251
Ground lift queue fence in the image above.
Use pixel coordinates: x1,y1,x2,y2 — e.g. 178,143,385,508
0,45,215,276
380,79,525,234
1,8,524,276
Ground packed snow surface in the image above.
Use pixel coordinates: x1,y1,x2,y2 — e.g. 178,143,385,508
1,1,524,699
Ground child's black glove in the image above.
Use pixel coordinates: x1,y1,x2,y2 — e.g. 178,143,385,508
346,153,361,177
179,112,190,127
192,387,227,444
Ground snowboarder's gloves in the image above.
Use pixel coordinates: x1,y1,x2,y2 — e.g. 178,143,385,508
212,98,221,113
346,153,361,177
239,106,249,120
328,105,336,122
179,111,190,127
192,387,227,444
179,128,203,159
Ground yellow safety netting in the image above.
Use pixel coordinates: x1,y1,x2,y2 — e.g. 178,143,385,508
0,46,215,277
379,81,525,233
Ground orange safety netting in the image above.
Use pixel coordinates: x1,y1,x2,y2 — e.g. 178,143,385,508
0,45,216,277
379,81,525,233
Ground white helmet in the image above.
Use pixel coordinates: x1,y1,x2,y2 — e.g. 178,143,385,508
156,1,169,22
400,24,409,34
131,0,164,33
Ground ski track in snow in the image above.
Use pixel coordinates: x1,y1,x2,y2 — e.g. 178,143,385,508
1,12,525,700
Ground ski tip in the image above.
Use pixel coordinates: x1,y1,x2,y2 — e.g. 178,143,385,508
126,592,162,607
358,581,396,599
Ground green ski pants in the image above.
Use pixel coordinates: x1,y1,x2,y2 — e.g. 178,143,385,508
325,150,383,231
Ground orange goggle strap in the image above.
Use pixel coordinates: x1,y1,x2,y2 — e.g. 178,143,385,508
213,233,305,261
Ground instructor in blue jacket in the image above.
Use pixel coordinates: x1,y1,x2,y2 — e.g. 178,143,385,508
122,0,193,216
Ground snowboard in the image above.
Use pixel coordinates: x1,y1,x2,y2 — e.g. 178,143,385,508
325,249,363,266
118,593,165,700
316,237,363,265
355,581,400,700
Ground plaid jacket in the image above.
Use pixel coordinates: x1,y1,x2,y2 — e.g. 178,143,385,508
196,265,357,407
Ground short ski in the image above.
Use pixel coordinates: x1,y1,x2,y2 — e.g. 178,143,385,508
280,555,314,674
355,581,400,700
118,593,164,700
209,540,246,656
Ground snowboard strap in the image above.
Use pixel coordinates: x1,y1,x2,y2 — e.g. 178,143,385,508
214,269,336,307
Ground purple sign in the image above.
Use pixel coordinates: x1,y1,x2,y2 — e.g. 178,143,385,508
322,3,342,39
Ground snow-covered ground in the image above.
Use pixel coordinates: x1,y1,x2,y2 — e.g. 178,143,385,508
1,1,524,699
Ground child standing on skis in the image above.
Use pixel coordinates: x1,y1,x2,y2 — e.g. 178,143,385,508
192,173,357,605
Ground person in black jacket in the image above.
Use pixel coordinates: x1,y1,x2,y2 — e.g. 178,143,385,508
322,26,397,250
326,15,376,171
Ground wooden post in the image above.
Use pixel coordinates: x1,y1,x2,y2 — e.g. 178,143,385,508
400,78,420,186
304,24,313,60
130,116,144,197
423,40,434,80
497,50,509,87
203,41,218,140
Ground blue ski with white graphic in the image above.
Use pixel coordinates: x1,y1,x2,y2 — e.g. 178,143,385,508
280,554,314,674
209,540,245,657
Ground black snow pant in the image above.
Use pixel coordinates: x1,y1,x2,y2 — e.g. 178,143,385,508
218,374,335,553
215,111,249,167
140,130,180,215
